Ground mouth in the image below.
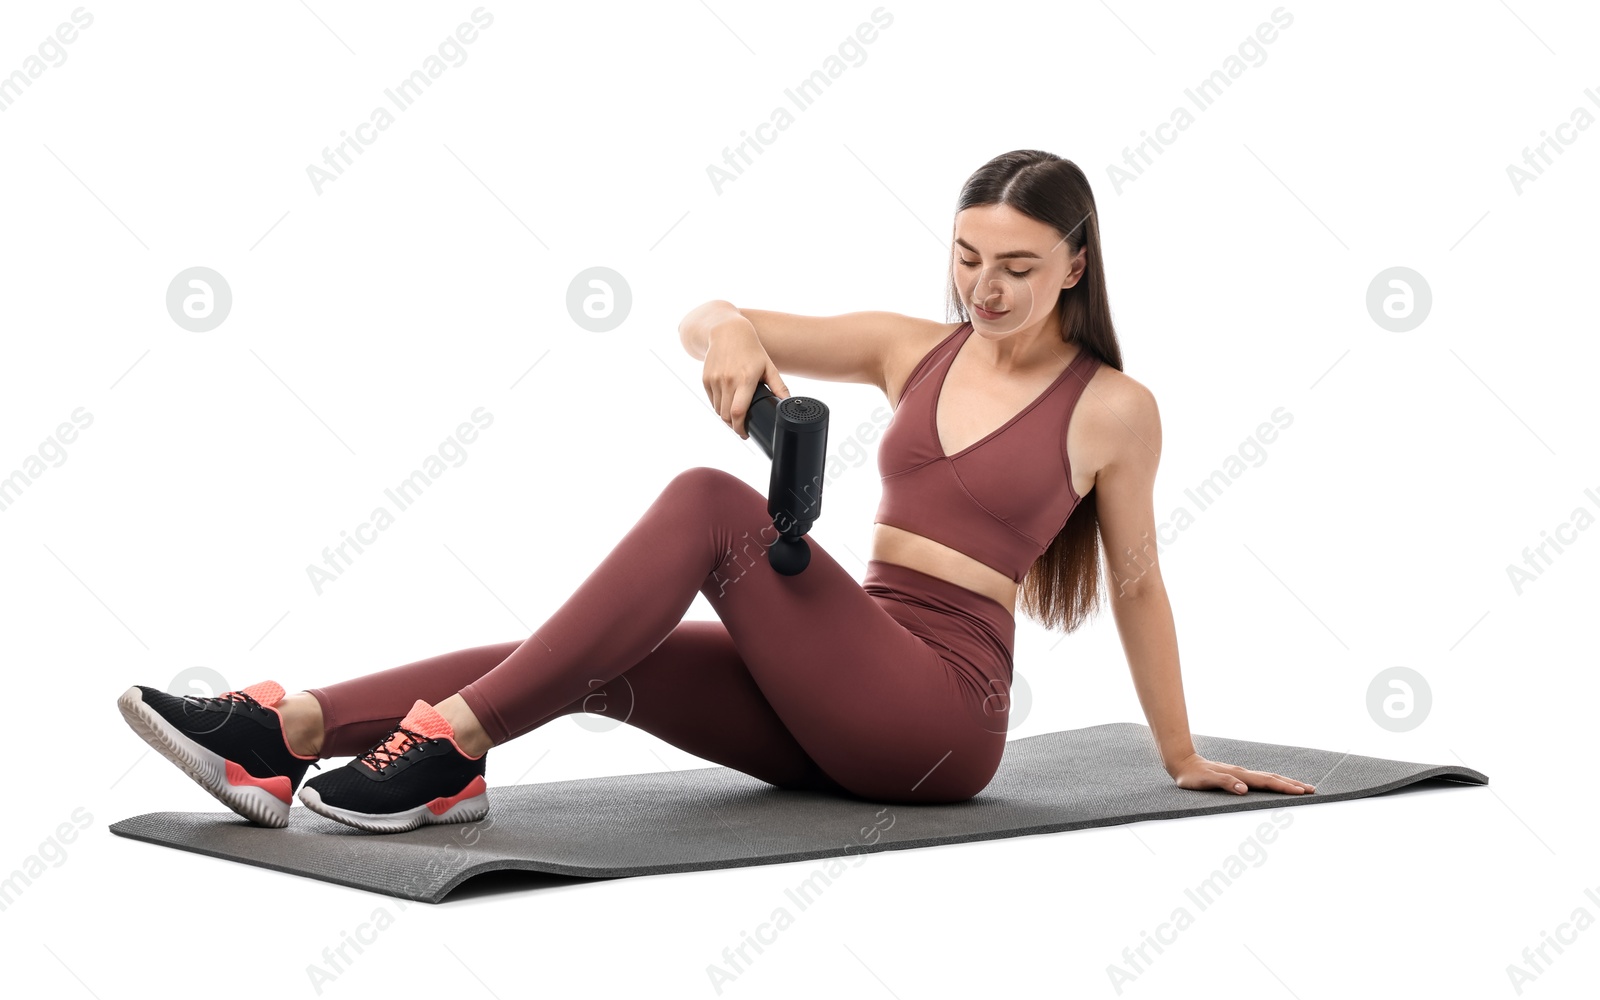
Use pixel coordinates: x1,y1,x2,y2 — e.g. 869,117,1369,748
973,304,1008,320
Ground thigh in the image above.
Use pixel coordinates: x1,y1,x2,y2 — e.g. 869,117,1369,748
510,619,845,793
688,468,1005,803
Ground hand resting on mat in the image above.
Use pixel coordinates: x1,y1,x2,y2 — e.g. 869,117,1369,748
1167,753,1316,795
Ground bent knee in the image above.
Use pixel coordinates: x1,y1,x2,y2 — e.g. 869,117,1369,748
665,465,762,509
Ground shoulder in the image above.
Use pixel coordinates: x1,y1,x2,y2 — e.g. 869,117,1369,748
883,318,968,407
1069,360,1161,481
893,316,966,362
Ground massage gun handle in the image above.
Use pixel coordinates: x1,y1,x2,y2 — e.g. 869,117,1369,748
747,381,780,459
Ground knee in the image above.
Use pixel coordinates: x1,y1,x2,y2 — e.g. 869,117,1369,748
664,466,761,511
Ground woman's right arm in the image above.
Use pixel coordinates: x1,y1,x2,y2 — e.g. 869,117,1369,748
679,302,939,437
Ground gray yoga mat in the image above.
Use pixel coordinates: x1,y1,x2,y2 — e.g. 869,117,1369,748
109,722,1487,903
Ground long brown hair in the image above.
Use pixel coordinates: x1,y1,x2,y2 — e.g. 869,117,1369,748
944,150,1125,633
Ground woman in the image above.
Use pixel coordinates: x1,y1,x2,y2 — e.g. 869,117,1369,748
116,149,1316,835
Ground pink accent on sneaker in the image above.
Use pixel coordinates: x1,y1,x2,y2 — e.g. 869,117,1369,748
235,680,286,707
399,699,455,741
428,775,488,815
362,699,476,770
225,758,293,804
405,699,485,758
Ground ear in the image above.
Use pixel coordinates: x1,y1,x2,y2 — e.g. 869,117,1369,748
1061,246,1088,290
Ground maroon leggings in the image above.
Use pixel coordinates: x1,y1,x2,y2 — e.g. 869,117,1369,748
306,466,1017,803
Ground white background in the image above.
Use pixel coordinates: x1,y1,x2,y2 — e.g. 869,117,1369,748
1,1,1595,997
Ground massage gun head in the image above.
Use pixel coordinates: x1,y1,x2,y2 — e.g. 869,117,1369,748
767,536,811,575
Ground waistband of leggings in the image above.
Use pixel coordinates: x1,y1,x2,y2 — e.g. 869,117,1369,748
863,559,1015,653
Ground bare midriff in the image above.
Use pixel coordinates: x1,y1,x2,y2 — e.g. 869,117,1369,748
870,522,1018,615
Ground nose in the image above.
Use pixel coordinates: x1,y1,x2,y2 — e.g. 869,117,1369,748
970,265,1006,308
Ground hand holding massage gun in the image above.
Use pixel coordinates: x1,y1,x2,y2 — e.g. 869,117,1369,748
741,382,829,575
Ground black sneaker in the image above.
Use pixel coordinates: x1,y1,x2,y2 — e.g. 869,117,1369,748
116,680,321,828
298,698,488,834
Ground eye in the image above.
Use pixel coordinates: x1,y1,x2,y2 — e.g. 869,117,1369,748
957,257,1031,278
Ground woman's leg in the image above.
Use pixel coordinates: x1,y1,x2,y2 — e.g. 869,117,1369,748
454,466,1005,803
304,619,843,792
305,640,519,758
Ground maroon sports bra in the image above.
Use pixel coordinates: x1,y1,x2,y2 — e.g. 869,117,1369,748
875,321,1102,584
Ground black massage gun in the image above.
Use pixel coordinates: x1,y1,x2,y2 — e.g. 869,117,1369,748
744,382,829,575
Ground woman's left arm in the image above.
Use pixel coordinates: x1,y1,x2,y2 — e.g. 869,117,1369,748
1081,375,1315,796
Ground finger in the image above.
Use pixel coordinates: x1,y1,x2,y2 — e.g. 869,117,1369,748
1211,778,1248,794
729,381,754,438
1243,770,1314,794
1201,765,1249,793
1218,764,1305,789
766,363,789,399
1256,770,1315,791
718,380,736,433
1181,770,1248,794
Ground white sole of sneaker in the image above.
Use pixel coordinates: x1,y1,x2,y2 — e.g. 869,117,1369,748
116,686,294,828
297,780,489,835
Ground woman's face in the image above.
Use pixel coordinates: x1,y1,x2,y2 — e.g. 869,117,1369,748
952,203,1085,338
